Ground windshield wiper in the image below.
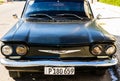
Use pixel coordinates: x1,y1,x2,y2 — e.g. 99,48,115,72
29,14,55,21
57,13,83,20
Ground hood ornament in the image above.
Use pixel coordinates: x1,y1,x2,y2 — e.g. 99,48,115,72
38,50,81,54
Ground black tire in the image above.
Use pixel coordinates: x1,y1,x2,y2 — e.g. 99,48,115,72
9,71,21,79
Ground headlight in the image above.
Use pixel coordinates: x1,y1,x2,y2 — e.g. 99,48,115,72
105,45,116,55
1,45,13,56
16,45,28,55
90,45,103,55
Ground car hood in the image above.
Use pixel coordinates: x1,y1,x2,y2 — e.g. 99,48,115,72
1,20,115,46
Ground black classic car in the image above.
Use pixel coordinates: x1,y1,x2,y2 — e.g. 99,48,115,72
0,0,118,78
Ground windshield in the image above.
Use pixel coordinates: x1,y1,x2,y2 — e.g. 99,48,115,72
23,0,88,20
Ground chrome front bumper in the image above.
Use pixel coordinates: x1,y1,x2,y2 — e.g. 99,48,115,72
0,58,118,67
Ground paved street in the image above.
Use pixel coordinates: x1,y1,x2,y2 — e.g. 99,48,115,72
0,1,24,37
0,1,120,81
91,2,120,36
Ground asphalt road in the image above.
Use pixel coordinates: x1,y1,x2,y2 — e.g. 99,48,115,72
0,1,118,81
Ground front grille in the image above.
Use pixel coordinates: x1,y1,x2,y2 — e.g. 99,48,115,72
27,46,94,58
60,47,94,58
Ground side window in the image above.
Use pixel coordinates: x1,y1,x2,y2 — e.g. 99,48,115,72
84,1,94,19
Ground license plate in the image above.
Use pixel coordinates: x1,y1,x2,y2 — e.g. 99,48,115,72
44,67,75,75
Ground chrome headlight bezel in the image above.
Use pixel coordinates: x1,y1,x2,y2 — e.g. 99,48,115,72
90,44,117,56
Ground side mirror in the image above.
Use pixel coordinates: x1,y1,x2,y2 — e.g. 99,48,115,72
12,14,18,19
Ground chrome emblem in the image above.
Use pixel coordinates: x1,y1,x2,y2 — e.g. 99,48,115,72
38,50,81,54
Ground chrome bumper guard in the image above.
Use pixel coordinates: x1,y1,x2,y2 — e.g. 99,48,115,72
0,58,118,67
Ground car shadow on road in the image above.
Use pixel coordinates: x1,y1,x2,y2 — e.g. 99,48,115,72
114,35,120,66
13,71,111,81
115,36,120,55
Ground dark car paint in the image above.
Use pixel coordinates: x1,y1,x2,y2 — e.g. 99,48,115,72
1,19,115,46
0,0,118,77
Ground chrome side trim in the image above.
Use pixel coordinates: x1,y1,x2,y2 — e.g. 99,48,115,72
0,58,118,67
